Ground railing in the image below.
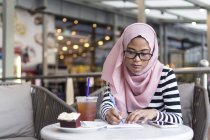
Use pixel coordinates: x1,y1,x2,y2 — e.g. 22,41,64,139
1,67,210,79
174,67,210,74
0,72,102,81
174,67,210,89
0,65,210,105
0,66,210,88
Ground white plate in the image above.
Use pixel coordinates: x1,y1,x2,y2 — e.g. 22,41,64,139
54,121,107,133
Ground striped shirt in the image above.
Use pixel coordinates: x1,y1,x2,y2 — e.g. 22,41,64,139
99,66,183,124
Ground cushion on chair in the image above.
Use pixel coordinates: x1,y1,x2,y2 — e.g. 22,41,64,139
178,83,194,127
0,82,34,138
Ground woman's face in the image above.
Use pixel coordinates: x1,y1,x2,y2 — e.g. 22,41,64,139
124,37,151,75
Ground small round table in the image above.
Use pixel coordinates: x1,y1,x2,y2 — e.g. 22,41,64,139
41,121,193,140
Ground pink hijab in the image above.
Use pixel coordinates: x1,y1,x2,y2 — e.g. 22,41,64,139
101,23,163,114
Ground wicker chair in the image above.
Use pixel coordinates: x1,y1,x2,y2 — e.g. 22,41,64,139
31,85,76,139
178,84,210,140
0,83,76,140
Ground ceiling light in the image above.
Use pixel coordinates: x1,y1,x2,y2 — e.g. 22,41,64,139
63,18,67,22
98,41,103,46
56,29,62,33
92,23,97,28
62,46,68,51
74,20,79,24
60,55,64,59
105,35,110,41
73,45,79,49
84,43,90,48
71,31,77,35
57,35,64,40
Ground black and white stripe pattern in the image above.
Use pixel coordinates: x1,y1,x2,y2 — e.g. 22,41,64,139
99,66,183,124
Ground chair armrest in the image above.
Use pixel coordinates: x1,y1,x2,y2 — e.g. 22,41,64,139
31,85,76,139
89,87,104,119
192,85,210,140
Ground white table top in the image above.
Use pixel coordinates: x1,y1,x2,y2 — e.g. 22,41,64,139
41,120,193,140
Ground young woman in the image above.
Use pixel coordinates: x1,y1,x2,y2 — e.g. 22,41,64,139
100,23,182,125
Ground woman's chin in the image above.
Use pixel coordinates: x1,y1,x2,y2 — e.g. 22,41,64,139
126,66,143,75
130,69,142,75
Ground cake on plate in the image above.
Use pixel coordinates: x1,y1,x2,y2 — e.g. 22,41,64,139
58,112,81,128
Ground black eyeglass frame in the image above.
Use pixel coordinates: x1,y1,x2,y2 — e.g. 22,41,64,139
123,50,153,61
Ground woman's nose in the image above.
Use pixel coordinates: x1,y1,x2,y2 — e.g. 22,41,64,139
133,54,141,61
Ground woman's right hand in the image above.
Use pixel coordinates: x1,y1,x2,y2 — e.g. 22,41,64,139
105,108,123,125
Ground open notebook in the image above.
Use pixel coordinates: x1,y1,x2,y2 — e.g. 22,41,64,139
106,119,143,129
82,120,143,129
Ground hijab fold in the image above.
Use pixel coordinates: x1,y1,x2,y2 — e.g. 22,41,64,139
101,23,164,114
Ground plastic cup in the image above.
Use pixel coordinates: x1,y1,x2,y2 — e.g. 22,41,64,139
76,96,98,121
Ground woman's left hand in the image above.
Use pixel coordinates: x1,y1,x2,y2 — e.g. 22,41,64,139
126,109,158,123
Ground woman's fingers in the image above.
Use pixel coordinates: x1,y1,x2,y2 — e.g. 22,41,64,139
106,109,158,124
133,114,143,122
126,109,156,123
106,108,122,124
111,108,122,119
126,111,144,123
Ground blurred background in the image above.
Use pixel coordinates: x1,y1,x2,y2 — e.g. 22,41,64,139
1,0,210,103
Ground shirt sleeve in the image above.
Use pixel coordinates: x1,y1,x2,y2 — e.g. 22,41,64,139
99,85,115,121
154,69,183,124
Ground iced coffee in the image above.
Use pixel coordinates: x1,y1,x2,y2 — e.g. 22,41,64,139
76,96,98,121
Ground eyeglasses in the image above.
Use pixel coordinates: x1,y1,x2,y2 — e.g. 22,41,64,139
124,50,152,61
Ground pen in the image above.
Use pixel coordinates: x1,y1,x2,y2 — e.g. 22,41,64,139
109,94,124,123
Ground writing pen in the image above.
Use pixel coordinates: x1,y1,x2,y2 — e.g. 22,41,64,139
109,94,124,123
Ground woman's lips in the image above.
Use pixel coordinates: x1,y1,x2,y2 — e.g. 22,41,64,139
131,64,142,69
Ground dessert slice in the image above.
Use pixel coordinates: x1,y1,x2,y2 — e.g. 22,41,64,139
58,112,81,128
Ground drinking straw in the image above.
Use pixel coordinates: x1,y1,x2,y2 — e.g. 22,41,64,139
86,77,90,97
